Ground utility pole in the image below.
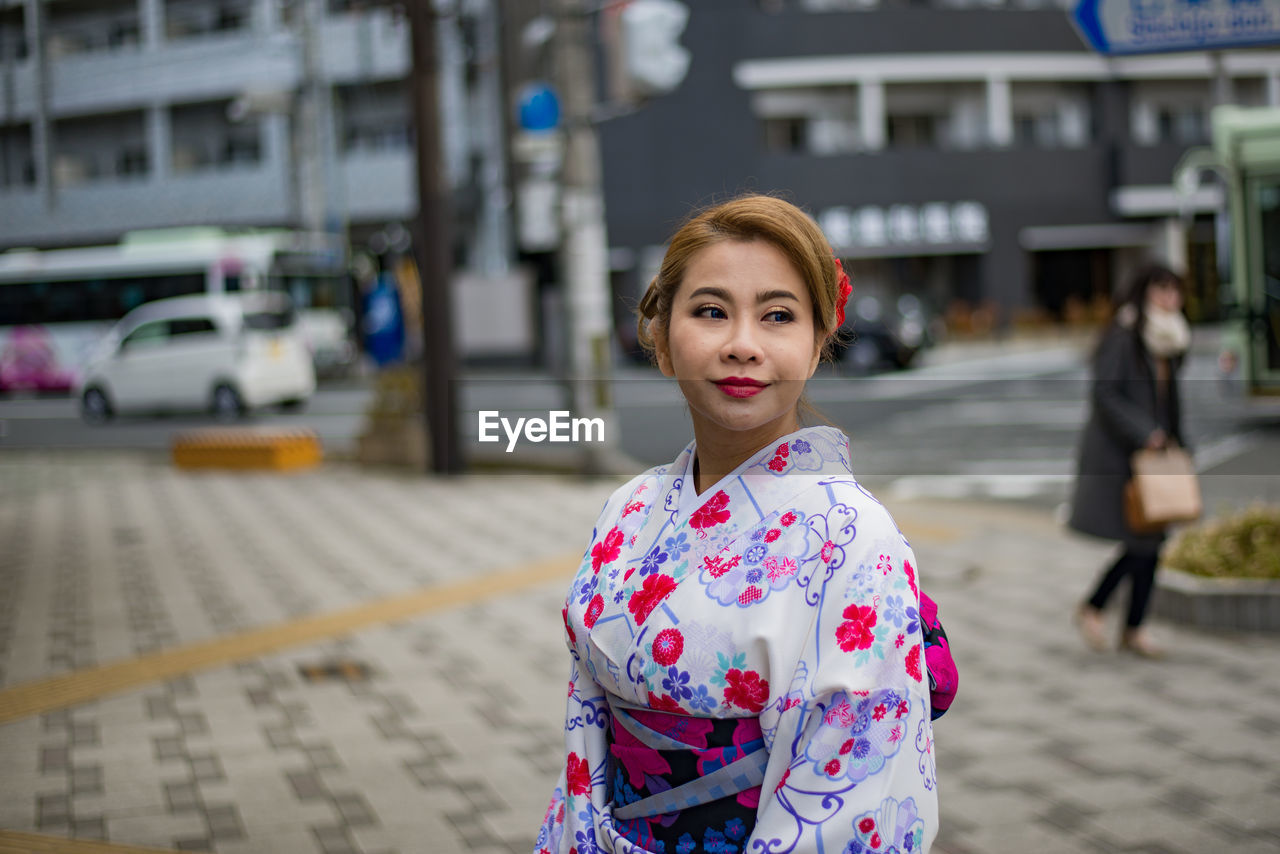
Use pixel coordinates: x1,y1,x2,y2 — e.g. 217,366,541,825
297,0,327,233
552,0,619,474
407,0,464,474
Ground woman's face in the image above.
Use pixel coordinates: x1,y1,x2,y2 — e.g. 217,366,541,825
654,239,823,446
1147,278,1183,313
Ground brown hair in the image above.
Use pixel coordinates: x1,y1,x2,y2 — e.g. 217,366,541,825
636,193,845,361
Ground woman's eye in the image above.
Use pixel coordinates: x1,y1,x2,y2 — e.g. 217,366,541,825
765,310,793,323
695,305,727,319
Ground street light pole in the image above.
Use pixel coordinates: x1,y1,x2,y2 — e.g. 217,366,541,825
408,0,463,474
553,0,619,475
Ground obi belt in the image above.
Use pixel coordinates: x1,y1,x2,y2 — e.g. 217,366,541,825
606,693,767,853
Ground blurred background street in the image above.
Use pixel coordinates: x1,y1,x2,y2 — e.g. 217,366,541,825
4,0,1280,852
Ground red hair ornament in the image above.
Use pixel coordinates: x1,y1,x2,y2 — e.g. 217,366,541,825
833,256,853,328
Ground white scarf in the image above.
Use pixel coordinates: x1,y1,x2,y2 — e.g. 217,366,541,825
1115,303,1191,358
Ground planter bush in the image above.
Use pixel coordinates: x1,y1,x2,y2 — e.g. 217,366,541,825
1153,505,1280,631
1163,505,1280,580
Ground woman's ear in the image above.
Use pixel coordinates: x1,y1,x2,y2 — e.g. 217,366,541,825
654,325,675,377
807,334,823,379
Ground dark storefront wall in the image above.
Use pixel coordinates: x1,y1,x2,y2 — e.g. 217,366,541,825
596,1,1201,329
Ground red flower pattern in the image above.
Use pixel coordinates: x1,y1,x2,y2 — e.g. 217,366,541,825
858,818,876,834
651,628,684,666
836,603,877,652
647,691,686,714
703,553,741,579
905,644,923,682
562,606,575,644
566,752,591,795
764,528,781,543
690,490,731,533
628,573,677,624
767,456,787,473
824,758,842,777
904,558,919,599
724,668,770,713
590,528,623,574
780,511,797,527
583,594,604,628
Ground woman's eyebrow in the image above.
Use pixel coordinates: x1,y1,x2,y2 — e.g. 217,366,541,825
686,286,801,303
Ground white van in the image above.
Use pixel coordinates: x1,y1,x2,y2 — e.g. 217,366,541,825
78,292,316,423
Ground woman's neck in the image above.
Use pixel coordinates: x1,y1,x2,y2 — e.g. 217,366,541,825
690,415,801,495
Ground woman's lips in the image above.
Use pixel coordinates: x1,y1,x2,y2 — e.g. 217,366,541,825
715,378,767,398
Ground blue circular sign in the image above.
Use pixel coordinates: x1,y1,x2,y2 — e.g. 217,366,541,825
518,83,561,132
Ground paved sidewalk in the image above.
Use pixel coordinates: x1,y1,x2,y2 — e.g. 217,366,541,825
0,451,1278,854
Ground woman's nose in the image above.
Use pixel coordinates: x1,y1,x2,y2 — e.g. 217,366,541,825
722,319,764,363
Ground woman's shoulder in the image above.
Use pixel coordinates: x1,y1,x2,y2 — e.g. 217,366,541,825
593,462,674,524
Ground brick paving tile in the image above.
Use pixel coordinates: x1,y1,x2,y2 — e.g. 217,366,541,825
164,780,202,813
287,769,330,801
38,745,69,773
188,754,226,783
35,793,70,829
204,803,247,841
152,734,187,762
331,792,379,828
71,815,108,840
69,764,104,795
312,824,360,854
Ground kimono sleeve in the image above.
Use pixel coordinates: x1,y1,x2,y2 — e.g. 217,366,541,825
750,506,938,854
533,478,647,854
532,655,612,854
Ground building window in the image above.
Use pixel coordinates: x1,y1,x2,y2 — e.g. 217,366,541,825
1130,80,1211,146
53,110,149,186
0,123,35,189
884,82,985,150
46,0,141,57
752,87,859,155
172,100,262,172
165,0,253,40
338,82,413,154
1010,83,1091,149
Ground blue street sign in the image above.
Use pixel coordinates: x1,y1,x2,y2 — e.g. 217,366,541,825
1073,0,1280,55
517,83,560,132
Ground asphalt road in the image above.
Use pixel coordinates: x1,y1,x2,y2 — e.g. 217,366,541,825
2,341,1278,512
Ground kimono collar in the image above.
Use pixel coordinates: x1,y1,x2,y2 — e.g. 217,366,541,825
665,426,854,534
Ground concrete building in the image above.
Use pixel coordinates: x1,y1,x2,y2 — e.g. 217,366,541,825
0,0,506,259
594,0,1280,328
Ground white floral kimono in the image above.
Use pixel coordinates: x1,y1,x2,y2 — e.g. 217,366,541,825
535,426,938,854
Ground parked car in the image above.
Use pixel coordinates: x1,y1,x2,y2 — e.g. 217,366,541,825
77,292,315,423
834,293,936,373
0,326,77,394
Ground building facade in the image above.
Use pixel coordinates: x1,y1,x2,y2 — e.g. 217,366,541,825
595,0,1280,327
0,0,507,259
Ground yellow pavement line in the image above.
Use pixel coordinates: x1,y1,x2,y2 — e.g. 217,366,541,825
0,555,578,726
0,830,181,853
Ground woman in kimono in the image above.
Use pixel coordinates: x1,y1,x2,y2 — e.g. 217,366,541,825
1070,264,1190,658
535,194,950,854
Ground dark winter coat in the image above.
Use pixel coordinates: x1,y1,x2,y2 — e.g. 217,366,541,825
1067,322,1185,554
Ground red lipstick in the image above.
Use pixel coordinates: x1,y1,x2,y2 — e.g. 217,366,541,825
714,377,767,398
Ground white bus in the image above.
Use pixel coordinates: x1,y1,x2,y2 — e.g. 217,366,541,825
0,228,355,391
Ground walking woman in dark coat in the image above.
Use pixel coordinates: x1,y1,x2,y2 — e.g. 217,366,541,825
1070,264,1191,657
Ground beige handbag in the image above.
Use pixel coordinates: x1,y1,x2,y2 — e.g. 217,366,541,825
1124,447,1202,534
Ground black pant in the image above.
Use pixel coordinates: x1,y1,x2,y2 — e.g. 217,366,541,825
1087,549,1160,629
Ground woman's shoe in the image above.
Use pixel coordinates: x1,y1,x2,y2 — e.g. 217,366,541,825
1074,605,1109,652
1120,629,1166,659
